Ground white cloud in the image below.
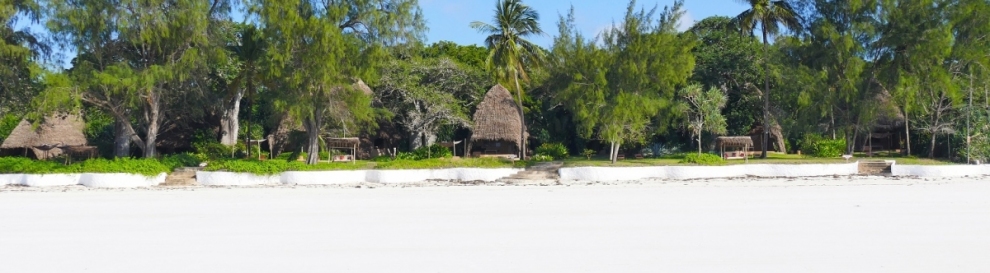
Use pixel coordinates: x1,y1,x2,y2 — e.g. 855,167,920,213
677,10,695,32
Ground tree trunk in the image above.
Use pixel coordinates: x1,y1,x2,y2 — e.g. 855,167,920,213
610,141,621,164
761,27,770,159
903,106,911,156
142,92,162,158
697,129,703,154
219,90,244,146
113,119,132,158
929,133,937,159
303,113,323,165
609,141,615,162
513,71,527,160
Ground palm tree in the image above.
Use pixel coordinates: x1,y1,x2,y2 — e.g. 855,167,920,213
228,25,266,159
471,0,544,160
733,0,801,158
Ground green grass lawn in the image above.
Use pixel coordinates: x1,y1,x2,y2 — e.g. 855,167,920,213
561,152,954,167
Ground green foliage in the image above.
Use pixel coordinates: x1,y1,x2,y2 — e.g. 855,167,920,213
581,149,596,159
799,134,846,158
678,153,725,165
0,114,20,143
535,142,568,160
375,158,513,169
412,144,453,159
0,157,170,176
160,153,205,169
550,1,695,163
679,84,728,153
194,141,233,160
531,154,554,162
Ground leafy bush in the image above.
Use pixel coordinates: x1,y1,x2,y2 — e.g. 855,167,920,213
581,149,596,159
679,153,725,165
0,157,65,174
531,154,554,162
193,141,233,160
412,144,453,159
395,151,418,160
204,159,368,174
0,157,170,176
376,158,512,169
799,134,846,158
535,143,568,160
69,158,172,176
161,153,204,169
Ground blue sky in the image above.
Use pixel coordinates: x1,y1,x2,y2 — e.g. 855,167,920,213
421,0,750,47
20,0,749,68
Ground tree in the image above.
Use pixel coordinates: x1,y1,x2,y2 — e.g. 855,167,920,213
471,0,545,160
679,84,728,154
374,57,487,150
733,0,802,158
0,0,46,116
688,16,762,136
551,1,695,164
47,0,228,158
251,0,425,164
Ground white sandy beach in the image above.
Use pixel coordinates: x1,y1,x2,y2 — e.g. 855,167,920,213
2,176,989,272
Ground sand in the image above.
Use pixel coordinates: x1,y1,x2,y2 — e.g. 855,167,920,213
1,176,989,272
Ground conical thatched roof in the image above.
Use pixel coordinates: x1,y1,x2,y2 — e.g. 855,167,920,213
716,136,753,148
471,85,523,144
1,114,87,159
354,79,373,96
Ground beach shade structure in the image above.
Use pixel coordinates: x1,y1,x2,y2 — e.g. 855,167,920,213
716,136,754,160
470,84,526,159
748,124,786,153
1,114,88,160
325,137,360,163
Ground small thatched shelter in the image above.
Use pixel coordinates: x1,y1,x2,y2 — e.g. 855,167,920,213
716,136,753,159
470,85,524,157
1,114,87,159
748,124,786,153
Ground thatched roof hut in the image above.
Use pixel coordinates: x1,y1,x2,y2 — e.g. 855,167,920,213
1,114,87,159
470,85,524,155
716,136,754,149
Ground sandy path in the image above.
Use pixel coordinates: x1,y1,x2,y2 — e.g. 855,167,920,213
2,178,989,272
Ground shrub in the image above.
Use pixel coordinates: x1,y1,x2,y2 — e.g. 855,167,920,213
412,144,452,159
395,151,418,160
0,157,171,176
581,149,595,159
799,134,846,158
531,154,554,162
161,153,204,169
679,153,725,165
535,143,568,160
193,141,233,160
70,158,172,176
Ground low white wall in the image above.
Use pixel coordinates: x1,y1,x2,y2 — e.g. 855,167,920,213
278,168,523,185
78,173,167,188
559,162,860,181
892,165,990,177
0,174,23,185
744,163,859,178
366,169,436,184
559,167,666,181
21,174,81,187
281,170,367,185
449,168,523,182
196,171,280,186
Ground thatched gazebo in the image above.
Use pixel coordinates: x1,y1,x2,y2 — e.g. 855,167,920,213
1,114,87,160
470,84,524,158
716,136,753,160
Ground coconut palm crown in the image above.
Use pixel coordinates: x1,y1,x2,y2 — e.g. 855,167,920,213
470,0,545,159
